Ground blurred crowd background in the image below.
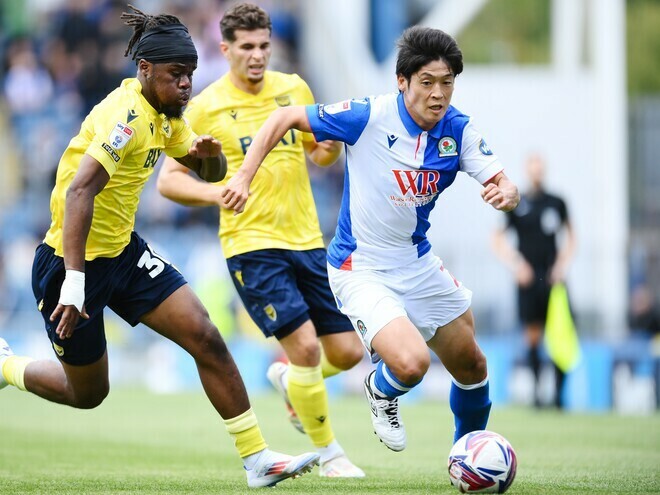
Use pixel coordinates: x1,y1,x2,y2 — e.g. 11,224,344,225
0,0,658,413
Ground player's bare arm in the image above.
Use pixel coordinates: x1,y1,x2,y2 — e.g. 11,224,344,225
175,135,228,183
481,172,520,212
222,106,311,213
549,220,577,284
492,228,534,287
158,157,225,208
303,138,343,167
51,155,110,339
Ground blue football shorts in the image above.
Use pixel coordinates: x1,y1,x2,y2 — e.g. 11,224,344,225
31,231,187,365
226,248,352,340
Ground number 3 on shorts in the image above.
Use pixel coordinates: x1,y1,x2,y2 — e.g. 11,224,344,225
137,246,165,278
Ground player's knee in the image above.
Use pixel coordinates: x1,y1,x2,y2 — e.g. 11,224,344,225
325,343,363,370
72,384,110,409
288,340,321,367
390,354,430,385
460,347,488,383
190,321,230,360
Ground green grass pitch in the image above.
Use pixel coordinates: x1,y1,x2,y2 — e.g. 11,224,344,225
1,388,658,494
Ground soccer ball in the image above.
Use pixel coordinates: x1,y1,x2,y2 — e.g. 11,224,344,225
447,430,517,493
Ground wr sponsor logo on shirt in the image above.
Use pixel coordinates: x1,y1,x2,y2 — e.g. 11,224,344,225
393,170,440,197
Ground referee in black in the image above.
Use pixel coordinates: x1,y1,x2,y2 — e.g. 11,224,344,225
493,153,576,409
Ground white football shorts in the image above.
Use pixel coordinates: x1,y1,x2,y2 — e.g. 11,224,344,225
327,252,472,353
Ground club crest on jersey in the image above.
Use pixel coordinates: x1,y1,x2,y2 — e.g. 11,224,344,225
356,320,367,336
264,304,277,321
109,122,134,150
438,137,457,157
162,121,171,138
275,95,291,107
479,139,493,155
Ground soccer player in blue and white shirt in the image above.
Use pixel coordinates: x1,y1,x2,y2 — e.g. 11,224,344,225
222,26,520,451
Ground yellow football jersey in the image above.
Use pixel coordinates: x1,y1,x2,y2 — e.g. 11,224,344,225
184,71,324,259
44,78,196,260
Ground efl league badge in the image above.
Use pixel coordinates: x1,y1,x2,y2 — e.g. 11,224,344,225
438,137,458,157
109,122,134,150
479,139,493,155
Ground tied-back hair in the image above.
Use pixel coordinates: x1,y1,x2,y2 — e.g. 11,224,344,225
220,3,271,42
122,4,183,58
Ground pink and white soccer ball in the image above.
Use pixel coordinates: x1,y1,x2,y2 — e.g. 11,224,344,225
448,430,517,493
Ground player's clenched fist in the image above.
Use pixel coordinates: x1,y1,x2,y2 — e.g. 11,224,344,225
221,171,251,214
481,175,519,212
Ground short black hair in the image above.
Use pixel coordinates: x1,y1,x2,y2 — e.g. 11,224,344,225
395,26,463,81
220,3,272,43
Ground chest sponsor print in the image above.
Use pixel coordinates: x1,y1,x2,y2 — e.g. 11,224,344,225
391,169,441,207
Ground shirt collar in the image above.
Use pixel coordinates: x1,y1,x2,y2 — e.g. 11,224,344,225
396,92,445,139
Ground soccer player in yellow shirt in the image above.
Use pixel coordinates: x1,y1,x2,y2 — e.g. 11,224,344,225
157,3,365,478
0,5,319,488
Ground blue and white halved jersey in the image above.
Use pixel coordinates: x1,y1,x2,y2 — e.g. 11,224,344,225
306,92,503,271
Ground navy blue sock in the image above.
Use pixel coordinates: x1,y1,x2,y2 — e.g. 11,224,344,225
372,360,421,399
449,379,492,443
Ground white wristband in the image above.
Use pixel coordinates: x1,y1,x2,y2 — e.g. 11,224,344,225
59,269,85,313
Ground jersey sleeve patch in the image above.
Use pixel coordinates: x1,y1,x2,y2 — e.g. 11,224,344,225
320,100,352,116
101,142,121,162
308,97,371,145
479,138,493,156
108,122,135,150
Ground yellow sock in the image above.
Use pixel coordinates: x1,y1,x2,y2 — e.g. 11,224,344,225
320,350,343,379
223,408,268,458
2,356,34,392
287,363,334,447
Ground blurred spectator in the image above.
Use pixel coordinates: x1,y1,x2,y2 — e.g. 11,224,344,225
3,38,53,115
168,0,229,94
628,284,660,336
49,0,133,113
2,37,59,193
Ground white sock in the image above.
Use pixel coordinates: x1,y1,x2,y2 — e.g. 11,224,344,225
317,439,343,463
243,448,267,470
